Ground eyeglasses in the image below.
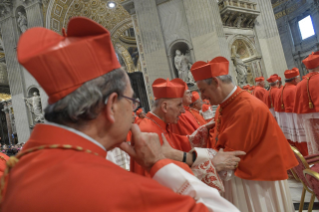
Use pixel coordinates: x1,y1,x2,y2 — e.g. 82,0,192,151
122,95,141,110
104,95,141,110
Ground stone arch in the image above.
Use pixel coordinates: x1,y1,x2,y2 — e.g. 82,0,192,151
168,39,195,79
227,35,258,59
26,85,41,98
114,43,135,73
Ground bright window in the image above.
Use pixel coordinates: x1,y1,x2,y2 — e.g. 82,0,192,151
298,15,315,40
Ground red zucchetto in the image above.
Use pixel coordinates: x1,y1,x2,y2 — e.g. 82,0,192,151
243,85,250,90
152,78,186,100
255,77,264,82
190,57,229,81
302,51,319,69
17,17,121,104
284,68,300,79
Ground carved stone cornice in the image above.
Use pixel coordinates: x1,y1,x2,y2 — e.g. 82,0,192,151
0,0,12,20
21,0,42,8
218,0,260,28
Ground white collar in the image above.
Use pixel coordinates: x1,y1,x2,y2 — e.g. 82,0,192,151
45,122,106,151
221,86,237,104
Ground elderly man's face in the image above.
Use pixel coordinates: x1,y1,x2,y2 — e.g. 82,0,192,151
197,79,221,105
183,90,192,106
163,98,184,124
113,74,135,142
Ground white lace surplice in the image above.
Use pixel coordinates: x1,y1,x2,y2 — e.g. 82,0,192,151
293,113,319,154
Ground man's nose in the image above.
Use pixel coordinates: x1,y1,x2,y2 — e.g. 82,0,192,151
181,107,185,113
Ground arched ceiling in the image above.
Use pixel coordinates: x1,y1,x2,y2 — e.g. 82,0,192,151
45,0,131,34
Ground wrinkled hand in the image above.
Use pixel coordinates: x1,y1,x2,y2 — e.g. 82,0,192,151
119,124,165,172
212,148,246,172
161,133,180,159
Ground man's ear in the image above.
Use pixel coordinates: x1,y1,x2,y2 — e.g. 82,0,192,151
212,77,219,87
161,100,168,114
104,92,118,124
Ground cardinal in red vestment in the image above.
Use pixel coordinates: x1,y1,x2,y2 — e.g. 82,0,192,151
253,77,267,103
169,83,200,135
248,85,255,94
293,52,319,155
264,74,280,118
132,78,246,192
0,153,9,178
0,17,240,212
189,56,298,212
242,85,250,91
274,68,307,155
189,91,207,126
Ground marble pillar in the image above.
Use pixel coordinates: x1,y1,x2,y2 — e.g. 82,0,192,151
0,13,31,143
182,0,231,62
253,0,288,79
2,101,13,145
132,0,171,93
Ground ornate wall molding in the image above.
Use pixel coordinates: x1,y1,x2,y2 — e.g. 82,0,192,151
274,0,307,19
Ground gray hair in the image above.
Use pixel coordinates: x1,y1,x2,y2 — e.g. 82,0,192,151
269,80,279,86
44,68,127,125
202,75,233,84
285,76,299,83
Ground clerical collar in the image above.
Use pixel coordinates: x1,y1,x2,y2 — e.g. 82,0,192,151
221,86,237,104
148,112,168,132
45,122,106,151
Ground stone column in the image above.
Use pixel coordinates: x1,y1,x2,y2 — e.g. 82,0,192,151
275,16,295,69
132,0,171,89
0,10,31,143
182,0,231,61
131,14,153,106
23,0,49,109
2,101,13,145
253,0,288,80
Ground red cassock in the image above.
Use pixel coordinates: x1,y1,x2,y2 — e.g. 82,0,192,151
189,108,207,126
210,88,298,181
0,153,9,179
170,106,200,135
263,87,280,109
131,112,192,177
1,124,210,212
253,86,267,103
274,83,308,155
293,72,319,155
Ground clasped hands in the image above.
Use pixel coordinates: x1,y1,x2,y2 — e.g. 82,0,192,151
120,124,245,172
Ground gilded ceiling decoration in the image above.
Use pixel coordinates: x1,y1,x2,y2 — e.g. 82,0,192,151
47,0,130,34
0,93,11,101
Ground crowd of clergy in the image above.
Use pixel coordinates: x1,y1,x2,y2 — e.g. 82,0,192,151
0,16,318,212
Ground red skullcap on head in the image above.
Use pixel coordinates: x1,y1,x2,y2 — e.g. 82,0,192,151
284,68,300,79
191,57,229,81
248,86,255,90
255,77,264,82
302,51,319,69
152,78,186,100
17,17,121,105
243,85,250,90
191,91,200,103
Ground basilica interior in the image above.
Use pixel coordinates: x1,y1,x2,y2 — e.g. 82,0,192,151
0,0,319,211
